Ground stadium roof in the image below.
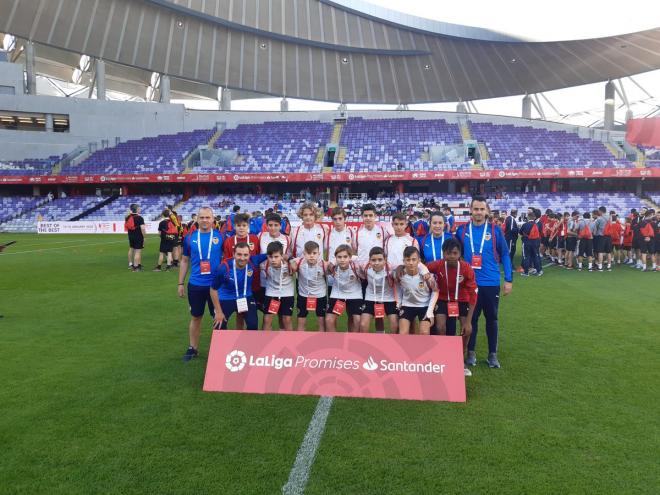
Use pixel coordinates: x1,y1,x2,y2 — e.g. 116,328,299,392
2,0,660,105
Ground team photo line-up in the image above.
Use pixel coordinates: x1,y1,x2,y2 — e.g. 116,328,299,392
123,197,659,374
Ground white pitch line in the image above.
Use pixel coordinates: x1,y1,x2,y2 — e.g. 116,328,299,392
1,240,126,255
282,396,334,495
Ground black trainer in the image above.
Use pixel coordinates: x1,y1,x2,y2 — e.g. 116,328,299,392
182,346,198,362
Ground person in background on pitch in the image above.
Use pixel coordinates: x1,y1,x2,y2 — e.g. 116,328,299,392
504,208,519,266
519,210,543,277
178,207,223,361
456,196,513,369
125,203,146,272
426,238,477,377
577,212,595,271
154,208,176,272
210,242,266,331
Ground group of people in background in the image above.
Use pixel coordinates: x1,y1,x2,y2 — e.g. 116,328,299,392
496,206,659,274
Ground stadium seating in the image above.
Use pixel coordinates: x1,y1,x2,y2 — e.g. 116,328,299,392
207,121,331,173
1,196,108,232
486,192,643,213
336,118,466,172
470,122,633,169
61,129,214,175
647,192,660,206
84,194,181,221
176,194,304,220
0,156,61,176
0,196,49,223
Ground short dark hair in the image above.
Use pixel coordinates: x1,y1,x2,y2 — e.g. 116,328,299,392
392,212,407,222
304,241,319,253
442,237,462,253
129,203,139,213
403,246,420,259
266,241,284,255
233,213,250,225
330,206,346,218
599,206,607,214
470,196,488,207
429,211,445,223
162,208,171,217
369,246,385,258
232,205,241,212
572,211,580,217
233,241,250,252
583,212,591,219
361,203,376,214
266,213,282,224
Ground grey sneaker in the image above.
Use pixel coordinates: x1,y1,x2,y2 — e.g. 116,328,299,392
465,351,477,367
464,367,472,377
487,353,501,368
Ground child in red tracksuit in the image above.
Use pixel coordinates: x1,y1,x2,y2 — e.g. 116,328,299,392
427,238,478,377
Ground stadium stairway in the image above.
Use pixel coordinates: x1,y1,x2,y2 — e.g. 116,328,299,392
642,197,660,210
604,141,625,160
71,195,119,221
331,121,344,144
207,127,223,148
460,121,473,141
315,146,326,165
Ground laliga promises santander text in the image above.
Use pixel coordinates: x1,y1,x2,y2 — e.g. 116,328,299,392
227,351,447,374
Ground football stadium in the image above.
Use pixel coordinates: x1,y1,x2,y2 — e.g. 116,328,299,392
1,1,659,493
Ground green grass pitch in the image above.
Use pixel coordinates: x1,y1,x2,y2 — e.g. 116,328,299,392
1,234,658,494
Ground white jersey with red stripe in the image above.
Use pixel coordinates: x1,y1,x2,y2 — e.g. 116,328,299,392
385,234,418,268
259,232,289,254
329,263,363,299
363,264,395,302
295,259,327,298
398,271,434,308
327,227,356,264
259,260,295,297
356,223,389,262
290,224,328,258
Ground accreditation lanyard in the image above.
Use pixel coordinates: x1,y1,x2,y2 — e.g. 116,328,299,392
430,234,443,261
232,260,249,298
469,222,488,269
372,267,387,303
198,230,214,275
445,262,461,302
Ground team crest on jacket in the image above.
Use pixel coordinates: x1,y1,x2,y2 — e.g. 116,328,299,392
484,233,492,241
458,275,464,283
376,232,382,238
212,237,219,245
248,242,255,250
316,233,322,239
346,236,351,243
418,281,425,289
247,269,253,276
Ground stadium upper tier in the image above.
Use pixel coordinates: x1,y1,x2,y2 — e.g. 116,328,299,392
470,123,633,169
0,118,648,177
60,130,214,176
83,195,181,222
336,118,467,172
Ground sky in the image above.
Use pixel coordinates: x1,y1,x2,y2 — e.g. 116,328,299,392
171,0,660,126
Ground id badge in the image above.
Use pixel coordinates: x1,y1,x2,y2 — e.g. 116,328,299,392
199,260,211,275
333,299,346,315
447,301,460,318
268,298,281,314
374,303,385,319
306,297,317,311
471,254,483,269
236,297,249,313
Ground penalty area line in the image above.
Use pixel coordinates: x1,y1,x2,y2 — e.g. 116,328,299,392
282,396,334,495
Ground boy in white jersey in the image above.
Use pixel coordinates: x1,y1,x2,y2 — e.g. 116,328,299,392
326,207,355,264
385,212,419,268
356,203,388,262
326,245,364,332
290,202,328,258
260,242,295,331
394,246,439,335
290,241,328,331
359,247,398,333
259,213,289,254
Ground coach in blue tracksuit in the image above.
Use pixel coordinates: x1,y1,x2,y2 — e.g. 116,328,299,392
456,197,513,369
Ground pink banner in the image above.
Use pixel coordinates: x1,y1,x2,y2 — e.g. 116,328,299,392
1,167,658,185
203,331,466,402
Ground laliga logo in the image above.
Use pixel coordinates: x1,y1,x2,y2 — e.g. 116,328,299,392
362,356,378,371
225,350,247,372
